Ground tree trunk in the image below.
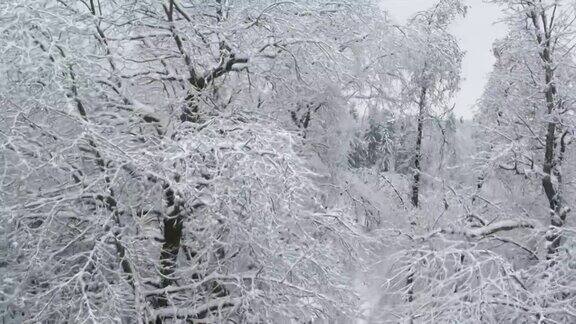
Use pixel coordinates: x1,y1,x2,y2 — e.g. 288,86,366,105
529,8,569,258
411,86,427,207
156,186,185,310
541,66,565,257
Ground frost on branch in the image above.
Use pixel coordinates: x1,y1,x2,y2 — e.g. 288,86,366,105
2,0,576,323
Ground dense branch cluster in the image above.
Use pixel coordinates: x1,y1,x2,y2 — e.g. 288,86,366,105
1,0,576,323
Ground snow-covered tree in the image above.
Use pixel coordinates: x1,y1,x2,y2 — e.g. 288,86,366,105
6,0,574,323
369,1,576,322
401,0,466,208
0,0,384,322
478,0,576,258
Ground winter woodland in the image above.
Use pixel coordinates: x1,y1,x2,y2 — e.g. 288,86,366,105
2,0,576,322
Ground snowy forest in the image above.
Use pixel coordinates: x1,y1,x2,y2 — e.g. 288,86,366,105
1,0,576,322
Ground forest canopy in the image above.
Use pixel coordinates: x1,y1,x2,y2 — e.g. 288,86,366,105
1,0,576,323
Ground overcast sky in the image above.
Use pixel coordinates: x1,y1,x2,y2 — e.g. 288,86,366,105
382,0,508,118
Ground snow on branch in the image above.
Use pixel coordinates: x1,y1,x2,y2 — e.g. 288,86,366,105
438,219,540,239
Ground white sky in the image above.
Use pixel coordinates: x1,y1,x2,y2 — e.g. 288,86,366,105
382,0,508,118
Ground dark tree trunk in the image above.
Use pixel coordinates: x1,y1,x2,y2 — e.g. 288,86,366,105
529,9,570,258
411,86,427,208
156,186,185,311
